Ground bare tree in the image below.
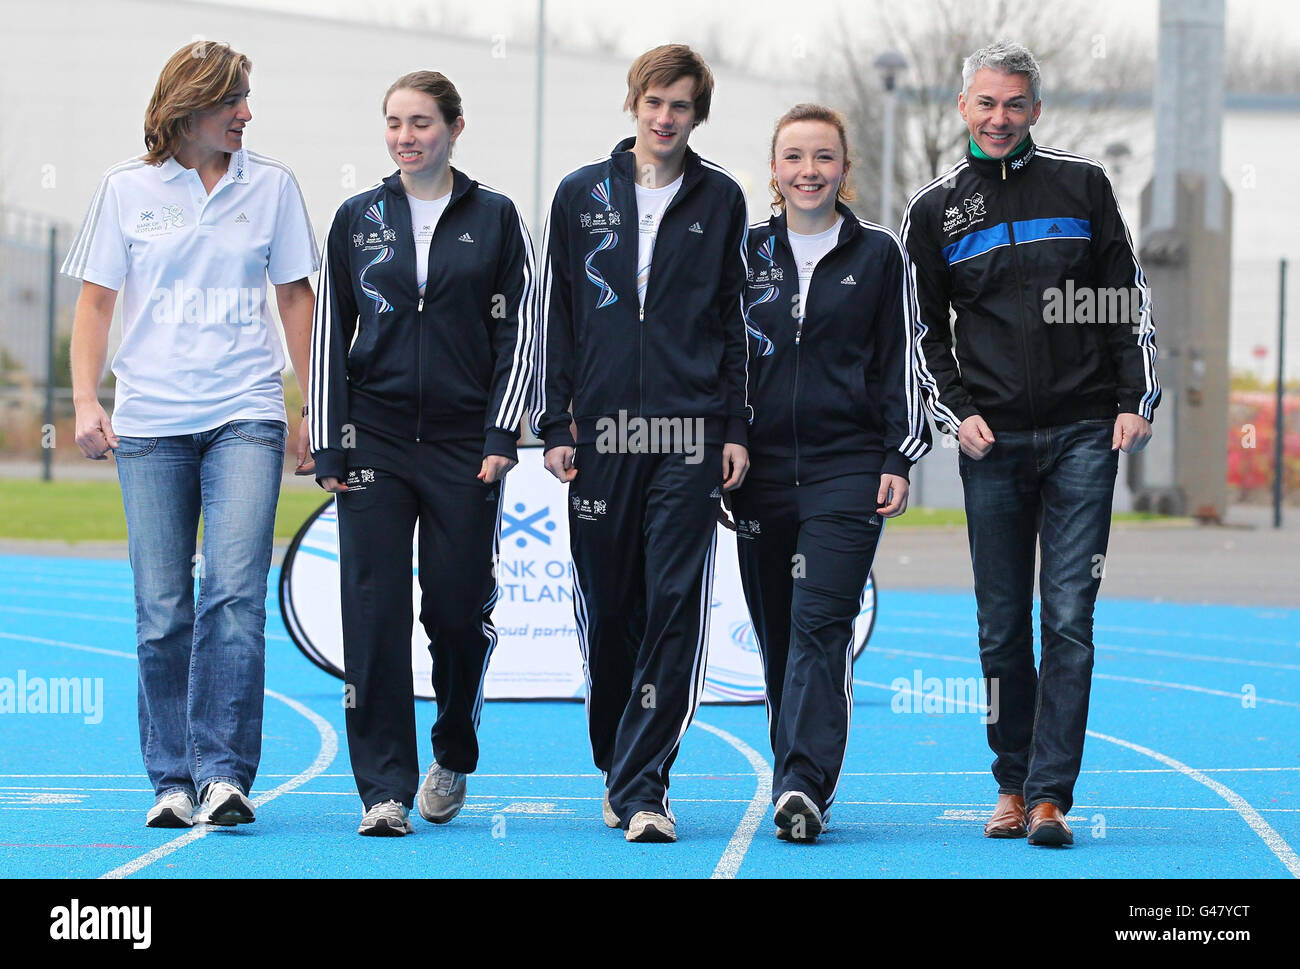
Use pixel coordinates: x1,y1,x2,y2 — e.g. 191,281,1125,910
822,0,1147,227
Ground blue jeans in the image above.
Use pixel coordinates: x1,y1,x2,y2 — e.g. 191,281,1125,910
115,419,285,801
958,419,1118,815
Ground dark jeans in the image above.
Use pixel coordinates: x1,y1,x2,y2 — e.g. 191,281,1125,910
958,419,1118,815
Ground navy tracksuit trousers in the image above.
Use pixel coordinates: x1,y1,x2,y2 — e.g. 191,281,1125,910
334,437,501,811
730,473,883,818
568,444,721,825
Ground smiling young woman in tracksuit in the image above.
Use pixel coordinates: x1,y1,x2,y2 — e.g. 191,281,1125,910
732,104,931,841
309,71,536,836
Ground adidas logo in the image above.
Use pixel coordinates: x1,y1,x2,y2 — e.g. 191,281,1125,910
709,486,722,498
1047,223,1061,234
458,232,474,243
234,212,249,224
688,222,703,234
840,275,856,285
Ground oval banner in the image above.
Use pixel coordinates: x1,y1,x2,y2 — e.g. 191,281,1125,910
279,447,875,703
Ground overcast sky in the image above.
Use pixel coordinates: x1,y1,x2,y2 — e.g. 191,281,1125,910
202,0,1299,75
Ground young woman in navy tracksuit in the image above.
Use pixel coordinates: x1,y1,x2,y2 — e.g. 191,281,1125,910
310,71,536,835
731,104,931,841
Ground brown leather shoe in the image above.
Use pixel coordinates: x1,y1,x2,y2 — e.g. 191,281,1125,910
983,794,1027,838
1027,802,1074,846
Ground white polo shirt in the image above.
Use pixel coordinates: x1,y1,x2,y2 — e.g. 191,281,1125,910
61,148,320,436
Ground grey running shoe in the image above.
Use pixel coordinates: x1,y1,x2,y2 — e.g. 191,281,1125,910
417,762,467,824
625,811,676,843
146,790,194,828
199,781,254,826
602,792,620,828
774,790,824,842
359,800,414,836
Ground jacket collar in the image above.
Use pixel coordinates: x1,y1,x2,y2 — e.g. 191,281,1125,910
382,166,477,205
769,199,860,255
608,136,702,191
965,134,1037,180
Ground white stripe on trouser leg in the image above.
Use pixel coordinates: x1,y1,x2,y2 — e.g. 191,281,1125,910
472,489,505,728
656,529,716,816
824,556,878,818
569,555,595,764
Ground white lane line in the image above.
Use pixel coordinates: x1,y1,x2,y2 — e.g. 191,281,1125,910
886,610,1299,647
1096,642,1300,673
852,677,1300,877
0,625,339,878
0,605,133,625
877,623,1300,658
859,652,1300,709
1093,673,1300,709
694,719,771,880
0,632,135,659
100,689,337,879
1087,730,1300,878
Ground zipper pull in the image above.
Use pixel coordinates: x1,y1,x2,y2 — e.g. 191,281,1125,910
418,297,424,312
639,306,644,322
1001,160,1007,180
795,318,803,344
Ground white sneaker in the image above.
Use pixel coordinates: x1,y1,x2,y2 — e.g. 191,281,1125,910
358,800,414,836
625,811,676,843
417,762,467,824
774,790,823,842
198,781,255,826
602,792,620,828
146,790,194,828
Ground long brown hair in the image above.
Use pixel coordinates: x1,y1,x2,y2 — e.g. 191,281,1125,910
768,103,856,211
143,41,251,165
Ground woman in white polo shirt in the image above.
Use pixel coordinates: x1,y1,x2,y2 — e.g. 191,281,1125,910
64,41,319,829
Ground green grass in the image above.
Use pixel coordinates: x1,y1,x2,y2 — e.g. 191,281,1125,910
0,478,1186,542
0,479,328,542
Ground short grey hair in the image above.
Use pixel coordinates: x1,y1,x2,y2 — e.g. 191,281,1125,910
961,42,1042,103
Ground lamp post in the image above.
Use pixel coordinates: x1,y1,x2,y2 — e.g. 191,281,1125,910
873,50,907,228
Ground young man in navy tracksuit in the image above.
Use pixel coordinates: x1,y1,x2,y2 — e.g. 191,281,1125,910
311,72,536,835
533,45,751,843
733,104,930,841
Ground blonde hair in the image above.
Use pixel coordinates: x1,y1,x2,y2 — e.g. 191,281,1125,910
623,44,714,125
768,103,856,211
143,41,251,165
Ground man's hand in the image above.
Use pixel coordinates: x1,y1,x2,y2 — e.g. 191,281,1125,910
479,455,518,484
74,400,119,460
544,446,577,482
318,476,348,493
1113,413,1152,453
877,473,910,517
721,443,750,492
958,415,996,460
294,418,314,475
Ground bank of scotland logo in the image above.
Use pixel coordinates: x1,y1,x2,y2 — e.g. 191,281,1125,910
501,502,557,548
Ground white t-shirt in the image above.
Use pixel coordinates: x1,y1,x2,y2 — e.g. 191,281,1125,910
788,216,843,319
634,174,683,308
61,148,320,436
408,191,451,296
